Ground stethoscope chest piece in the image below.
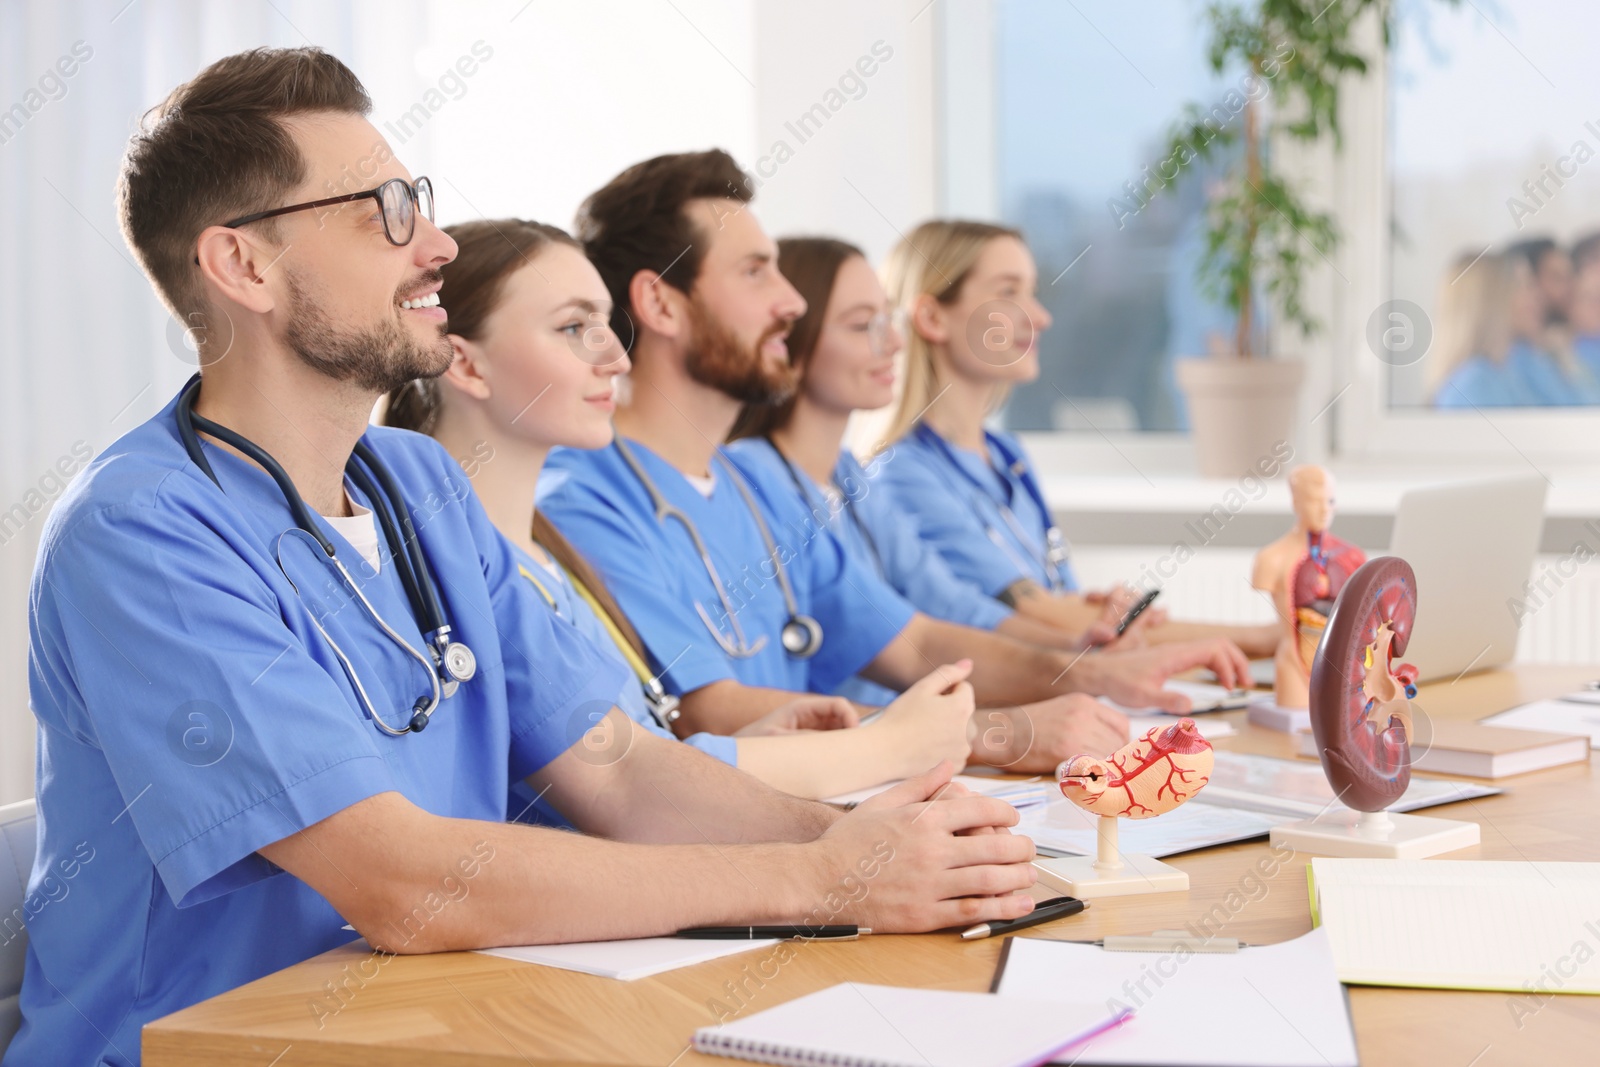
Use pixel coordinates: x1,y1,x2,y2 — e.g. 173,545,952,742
780,613,823,659
180,374,475,739
442,640,477,683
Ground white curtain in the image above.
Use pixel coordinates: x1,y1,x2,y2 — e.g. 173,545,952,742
0,0,768,804
0,0,932,804
0,0,434,803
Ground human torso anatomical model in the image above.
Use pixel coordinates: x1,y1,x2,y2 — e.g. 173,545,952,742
1252,466,1367,708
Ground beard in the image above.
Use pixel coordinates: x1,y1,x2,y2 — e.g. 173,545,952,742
282,268,453,393
683,295,798,406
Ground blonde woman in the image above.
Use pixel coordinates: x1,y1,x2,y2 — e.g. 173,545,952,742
876,219,1277,658
384,219,978,805
1429,250,1599,407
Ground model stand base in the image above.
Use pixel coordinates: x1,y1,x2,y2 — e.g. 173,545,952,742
1034,851,1190,898
1032,814,1189,898
1270,807,1479,859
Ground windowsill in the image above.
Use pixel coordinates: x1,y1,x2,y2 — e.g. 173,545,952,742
1019,432,1600,552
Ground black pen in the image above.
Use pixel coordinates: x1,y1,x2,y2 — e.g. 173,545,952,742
960,896,1086,940
675,925,868,940
1115,588,1161,637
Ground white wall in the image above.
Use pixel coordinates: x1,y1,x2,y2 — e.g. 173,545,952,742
0,0,943,804
751,0,938,263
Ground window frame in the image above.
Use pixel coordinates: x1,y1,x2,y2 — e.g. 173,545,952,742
943,2,1600,471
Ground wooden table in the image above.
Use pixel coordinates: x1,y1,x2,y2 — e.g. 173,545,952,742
144,665,1600,1066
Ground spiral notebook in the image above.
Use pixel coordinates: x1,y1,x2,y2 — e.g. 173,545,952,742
691,982,1128,1067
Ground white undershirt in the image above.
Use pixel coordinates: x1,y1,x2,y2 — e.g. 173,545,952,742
321,500,383,573
684,471,717,498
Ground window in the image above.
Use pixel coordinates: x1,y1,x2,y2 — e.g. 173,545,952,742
992,0,1249,433
1387,0,1600,412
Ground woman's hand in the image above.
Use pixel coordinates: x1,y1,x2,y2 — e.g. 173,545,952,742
1079,585,1165,649
873,659,977,774
733,694,860,737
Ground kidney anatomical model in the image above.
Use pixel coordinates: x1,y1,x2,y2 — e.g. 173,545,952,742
1057,718,1215,818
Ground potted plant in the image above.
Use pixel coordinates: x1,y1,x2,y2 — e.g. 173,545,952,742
1165,0,1414,476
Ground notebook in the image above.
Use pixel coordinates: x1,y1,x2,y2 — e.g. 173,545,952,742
1309,858,1600,993
1295,718,1589,777
475,935,777,980
1483,698,1600,748
692,982,1127,1067
991,928,1357,1067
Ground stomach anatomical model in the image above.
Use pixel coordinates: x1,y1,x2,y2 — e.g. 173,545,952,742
1057,718,1214,818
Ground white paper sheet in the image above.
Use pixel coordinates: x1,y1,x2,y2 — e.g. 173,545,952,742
476,935,778,980
1483,698,1600,747
825,774,1052,809
993,928,1358,1067
1204,750,1499,817
1018,796,1286,858
1106,679,1251,715
1126,714,1236,741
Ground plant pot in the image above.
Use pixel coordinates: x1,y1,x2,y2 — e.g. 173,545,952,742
1175,357,1305,478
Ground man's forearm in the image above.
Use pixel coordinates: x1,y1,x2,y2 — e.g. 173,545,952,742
354,809,827,953
873,616,1088,705
994,612,1083,652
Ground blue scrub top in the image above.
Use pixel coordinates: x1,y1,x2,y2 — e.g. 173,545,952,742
724,439,1012,706
877,424,1079,598
1575,335,1600,393
1435,340,1600,407
538,438,913,699
505,541,737,827
7,387,630,1067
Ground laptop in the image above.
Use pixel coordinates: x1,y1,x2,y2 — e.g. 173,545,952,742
1385,474,1547,683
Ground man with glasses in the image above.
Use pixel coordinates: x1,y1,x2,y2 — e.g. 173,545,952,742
7,48,1038,1067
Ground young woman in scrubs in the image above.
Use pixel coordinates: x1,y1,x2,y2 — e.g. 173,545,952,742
874,220,1278,658
383,219,977,800
727,239,1141,680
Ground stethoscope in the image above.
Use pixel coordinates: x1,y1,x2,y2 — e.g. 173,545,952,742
911,421,1073,592
176,375,477,735
769,440,886,577
517,561,683,731
612,436,822,659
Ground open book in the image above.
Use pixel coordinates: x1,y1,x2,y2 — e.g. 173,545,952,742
1310,857,1600,993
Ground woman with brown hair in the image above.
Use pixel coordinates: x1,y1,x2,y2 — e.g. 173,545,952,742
384,218,977,804
732,225,1276,668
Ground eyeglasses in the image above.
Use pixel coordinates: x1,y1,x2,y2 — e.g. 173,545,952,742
217,176,435,247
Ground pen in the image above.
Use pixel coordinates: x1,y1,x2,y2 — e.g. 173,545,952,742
1115,588,1161,637
1095,933,1242,953
674,925,868,940
960,896,1086,940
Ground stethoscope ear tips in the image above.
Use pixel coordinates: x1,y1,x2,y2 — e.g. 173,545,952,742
409,697,432,733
